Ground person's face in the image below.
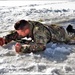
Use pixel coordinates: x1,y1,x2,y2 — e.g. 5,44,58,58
16,25,30,37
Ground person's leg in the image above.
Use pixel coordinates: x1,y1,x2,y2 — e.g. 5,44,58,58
48,25,67,43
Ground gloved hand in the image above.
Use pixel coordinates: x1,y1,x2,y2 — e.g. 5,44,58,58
0,38,5,46
15,43,22,53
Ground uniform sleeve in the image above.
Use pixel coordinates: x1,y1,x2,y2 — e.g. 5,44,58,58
4,31,22,44
20,43,46,53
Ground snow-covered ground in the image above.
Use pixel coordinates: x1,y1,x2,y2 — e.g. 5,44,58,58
0,1,75,75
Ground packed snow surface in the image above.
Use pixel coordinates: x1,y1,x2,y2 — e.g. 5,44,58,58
0,1,75,75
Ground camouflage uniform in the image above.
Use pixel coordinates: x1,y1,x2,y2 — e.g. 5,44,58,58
47,24,67,43
4,21,67,53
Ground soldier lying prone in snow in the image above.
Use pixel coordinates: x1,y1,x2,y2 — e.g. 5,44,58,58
0,20,74,53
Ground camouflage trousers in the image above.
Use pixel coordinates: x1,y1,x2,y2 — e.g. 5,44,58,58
47,24,68,43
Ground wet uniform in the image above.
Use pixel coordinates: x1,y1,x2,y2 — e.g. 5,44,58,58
4,21,67,53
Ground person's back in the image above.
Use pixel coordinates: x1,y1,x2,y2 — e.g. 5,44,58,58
28,20,52,44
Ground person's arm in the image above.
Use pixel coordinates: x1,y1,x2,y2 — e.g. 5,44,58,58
22,43,46,53
4,31,22,44
0,31,20,46
15,42,46,53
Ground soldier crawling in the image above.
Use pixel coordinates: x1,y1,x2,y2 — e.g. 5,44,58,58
0,20,72,53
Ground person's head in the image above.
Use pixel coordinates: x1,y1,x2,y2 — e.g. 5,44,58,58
14,20,30,37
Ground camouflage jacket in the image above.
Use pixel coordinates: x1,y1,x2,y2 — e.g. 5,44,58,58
4,21,51,53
